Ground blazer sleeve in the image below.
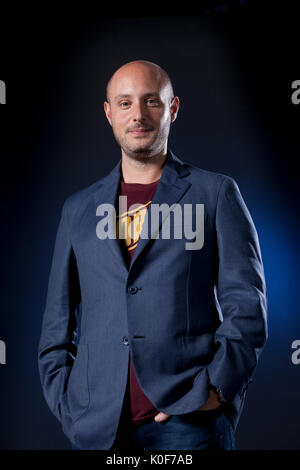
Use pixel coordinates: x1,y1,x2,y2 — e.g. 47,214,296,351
207,176,268,404
37,198,81,422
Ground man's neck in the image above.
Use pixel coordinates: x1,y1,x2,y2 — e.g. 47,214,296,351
120,151,167,184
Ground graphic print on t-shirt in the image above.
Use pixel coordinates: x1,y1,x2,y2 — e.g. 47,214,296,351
116,200,152,253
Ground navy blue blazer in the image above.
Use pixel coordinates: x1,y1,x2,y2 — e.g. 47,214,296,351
38,149,268,450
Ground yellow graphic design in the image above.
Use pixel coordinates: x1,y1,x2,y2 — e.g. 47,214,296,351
117,201,151,251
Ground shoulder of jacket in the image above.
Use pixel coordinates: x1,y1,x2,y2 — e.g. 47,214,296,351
184,161,238,190
64,175,107,205
60,177,107,220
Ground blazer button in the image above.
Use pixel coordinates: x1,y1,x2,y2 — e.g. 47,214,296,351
127,285,138,294
122,336,129,345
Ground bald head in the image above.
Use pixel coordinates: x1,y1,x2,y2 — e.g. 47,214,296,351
106,60,174,103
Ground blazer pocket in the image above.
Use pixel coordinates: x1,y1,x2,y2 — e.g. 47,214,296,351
67,344,90,423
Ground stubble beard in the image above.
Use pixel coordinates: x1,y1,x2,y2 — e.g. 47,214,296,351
113,127,169,163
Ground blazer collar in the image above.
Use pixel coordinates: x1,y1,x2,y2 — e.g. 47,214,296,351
93,149,191,273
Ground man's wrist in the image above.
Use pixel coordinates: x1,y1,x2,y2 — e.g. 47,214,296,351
209,385,227,403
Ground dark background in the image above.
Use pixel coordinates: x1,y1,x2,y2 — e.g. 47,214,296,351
0,2,299,450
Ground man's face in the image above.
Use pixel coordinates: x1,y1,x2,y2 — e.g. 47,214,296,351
104,64,179,160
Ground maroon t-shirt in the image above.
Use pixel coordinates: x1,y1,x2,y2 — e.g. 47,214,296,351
116,179,160,427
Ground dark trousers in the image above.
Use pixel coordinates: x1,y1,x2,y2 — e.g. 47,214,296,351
71,399,235,450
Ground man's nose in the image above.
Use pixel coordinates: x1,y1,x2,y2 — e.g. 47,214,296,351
132,102,146,121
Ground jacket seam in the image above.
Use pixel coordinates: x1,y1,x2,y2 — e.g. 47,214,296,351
186,251,191,336
215,176,229,221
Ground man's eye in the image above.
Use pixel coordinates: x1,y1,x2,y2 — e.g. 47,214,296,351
120,101,130,107
147,99,159,105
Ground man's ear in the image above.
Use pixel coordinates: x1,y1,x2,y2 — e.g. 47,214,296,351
104,101,112,126
170,96,180,123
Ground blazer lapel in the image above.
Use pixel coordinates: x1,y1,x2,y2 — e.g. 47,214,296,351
129,150,191,271
93,159,129,274
93,150,191,274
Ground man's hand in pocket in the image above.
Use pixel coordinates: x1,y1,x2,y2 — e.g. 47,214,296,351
154,388,222,423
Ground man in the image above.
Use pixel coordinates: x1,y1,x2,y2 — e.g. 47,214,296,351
38,60,268,450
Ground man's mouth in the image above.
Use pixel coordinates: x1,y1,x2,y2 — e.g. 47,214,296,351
128,127,153,135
